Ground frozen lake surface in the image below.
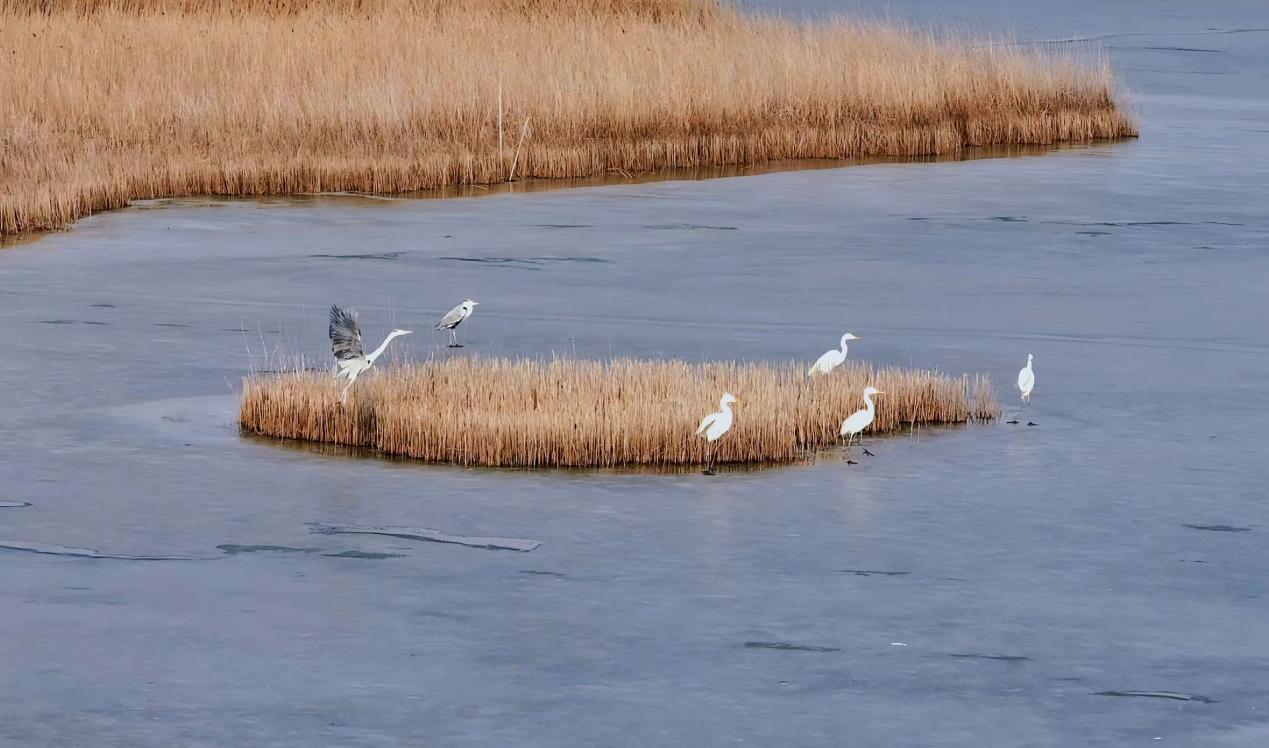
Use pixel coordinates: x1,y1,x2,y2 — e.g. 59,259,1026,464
2,1,1267,745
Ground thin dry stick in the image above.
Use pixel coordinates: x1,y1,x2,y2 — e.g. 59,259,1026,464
508,115,531,182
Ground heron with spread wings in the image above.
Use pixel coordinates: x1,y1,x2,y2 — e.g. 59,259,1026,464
436,299,478,347
329,305,412,403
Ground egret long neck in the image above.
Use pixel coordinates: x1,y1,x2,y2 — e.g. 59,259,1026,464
367,332,402,364
863,392,875,413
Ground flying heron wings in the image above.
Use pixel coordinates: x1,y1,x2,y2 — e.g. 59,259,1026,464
329,305,365,363
436,303,467,330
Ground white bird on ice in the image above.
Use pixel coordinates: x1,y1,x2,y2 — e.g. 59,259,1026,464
329,305,412,403
808,333,860,376
840,386,883,463
436,299,478,347
695,392,738,475
1017,353,1035,406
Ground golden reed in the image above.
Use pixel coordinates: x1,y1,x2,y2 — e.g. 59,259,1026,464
1,0,1135,235
238,358,1000,468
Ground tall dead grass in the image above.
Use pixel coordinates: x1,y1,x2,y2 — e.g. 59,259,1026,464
0,0,1135,235
239,358,999,468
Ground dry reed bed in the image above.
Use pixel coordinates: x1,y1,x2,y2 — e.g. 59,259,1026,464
239,358,1000,468
1,0,1135,235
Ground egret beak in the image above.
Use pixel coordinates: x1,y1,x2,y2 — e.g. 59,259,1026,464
403,330,414,335
874,390,885,394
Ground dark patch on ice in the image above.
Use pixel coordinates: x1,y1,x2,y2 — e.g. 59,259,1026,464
308,523,541,552
1095,690,1216,704
988,216,1027,222
0,540,213,561
0,501,33,508
1076,230,1111,236
1184,524,1251,533
438,255,611,267
531,223,593,229
1142,46,1226,53
905,217,930,221
309,251,405,261
323,550,405,560
742,641,841,653
1043,220,1243,228
520,569,567,578
644,223,738,231
34,319,108,326
217,544,320,555
837,569,910,577
89,303,116,308
154,323,190,329
949,653,1032,662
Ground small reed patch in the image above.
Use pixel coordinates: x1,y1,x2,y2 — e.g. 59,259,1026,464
238,358,999,468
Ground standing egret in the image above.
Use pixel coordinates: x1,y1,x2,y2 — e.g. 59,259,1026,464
840,386,884,463
436,299,478,347
695,392,738,475
329,305,412,403
808,333,860,376
1017,353,1035,406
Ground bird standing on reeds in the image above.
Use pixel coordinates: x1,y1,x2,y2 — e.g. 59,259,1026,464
840,386,884,464
808,333,860,376
1017,354,1035,406
437,299,478,348
695,392,738,475
330,305,412,404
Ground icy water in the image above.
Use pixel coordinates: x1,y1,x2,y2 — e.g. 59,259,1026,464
3,2,1268,746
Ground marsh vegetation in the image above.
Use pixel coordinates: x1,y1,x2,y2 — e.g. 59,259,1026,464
0,0,1135,235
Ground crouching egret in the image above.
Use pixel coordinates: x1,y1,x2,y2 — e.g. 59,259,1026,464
1017,354,1035,406
808,333,860,376
329,305,412,403
437,299,478,347
696,392,738,475
840,386,883,463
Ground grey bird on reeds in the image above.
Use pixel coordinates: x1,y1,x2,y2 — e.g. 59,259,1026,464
330,305,412,403
436,299,478,347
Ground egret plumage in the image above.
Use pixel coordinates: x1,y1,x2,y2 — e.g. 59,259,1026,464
436,299,478,347
695,392,738,474
808,333,860,376
329,305,412,403
840,386,883,462
1017,353,1035,405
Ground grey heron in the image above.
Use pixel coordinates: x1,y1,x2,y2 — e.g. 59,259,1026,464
329,305,412,403
436,299,478,347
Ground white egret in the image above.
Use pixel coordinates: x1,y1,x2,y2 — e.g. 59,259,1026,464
695,392,738,475
1017,353,1035,406
329,305,412,403
840,386,884,463
808,333,860,376
436,299,478,347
